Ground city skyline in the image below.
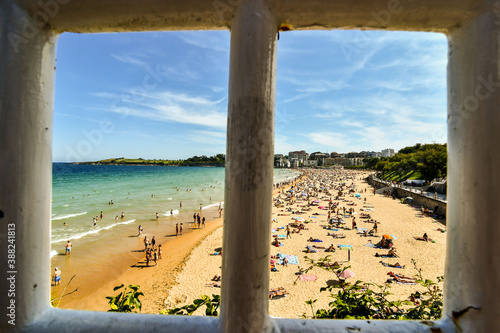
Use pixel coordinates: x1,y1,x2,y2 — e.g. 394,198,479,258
54,30,447,162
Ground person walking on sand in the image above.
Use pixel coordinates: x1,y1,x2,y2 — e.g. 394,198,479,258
153,249,158,266
144,236,149,251
65,241,72,255
53,267,61,286
286,225,291,239
193,213,196,223
202,217,206,228
158,244,163,259
197,214,201,228
151,236,156,249
180,223,183,235
176,223,179,236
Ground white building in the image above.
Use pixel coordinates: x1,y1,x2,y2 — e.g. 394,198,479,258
381,148,395,157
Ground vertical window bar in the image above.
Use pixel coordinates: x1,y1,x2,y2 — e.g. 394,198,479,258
221,0,277,332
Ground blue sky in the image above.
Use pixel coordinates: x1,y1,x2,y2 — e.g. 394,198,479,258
53,30,447,162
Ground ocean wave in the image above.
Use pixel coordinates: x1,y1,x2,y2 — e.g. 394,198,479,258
51,219,136,244
50,250,58,258
163,210,179,216
202,202,223,210
51,211,87,221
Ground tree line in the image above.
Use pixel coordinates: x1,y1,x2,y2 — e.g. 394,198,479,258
363,143,447,181
89,154,226,167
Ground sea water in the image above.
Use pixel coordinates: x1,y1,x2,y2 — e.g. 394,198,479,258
51,163,300,254
50,163,300,306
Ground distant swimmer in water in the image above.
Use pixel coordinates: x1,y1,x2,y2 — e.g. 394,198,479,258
170,209,173,216
121,212,124,219
63,222,67,226
180,201,182,208
156,212,159,221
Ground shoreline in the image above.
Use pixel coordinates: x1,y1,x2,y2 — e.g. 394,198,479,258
57,177,301,312
60,213,224,312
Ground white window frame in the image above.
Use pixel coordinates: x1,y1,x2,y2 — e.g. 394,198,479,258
1,0,496,331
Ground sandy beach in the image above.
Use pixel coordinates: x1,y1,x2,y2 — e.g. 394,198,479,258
163,170,446,318
59,169,446,318
57,207,224,312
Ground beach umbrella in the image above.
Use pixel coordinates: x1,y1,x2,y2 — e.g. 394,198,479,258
338,269,355,279
382,234,394,240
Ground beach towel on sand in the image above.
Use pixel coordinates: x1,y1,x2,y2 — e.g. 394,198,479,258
337,245,352,250
299,275,318,281
364,242,377,248
276,253,299,265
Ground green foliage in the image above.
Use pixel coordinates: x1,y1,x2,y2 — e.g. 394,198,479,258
160,257,443,321
302,257,443,320
160,294,220,316
106,284,144,312
372,143,447,181
88,154,225,167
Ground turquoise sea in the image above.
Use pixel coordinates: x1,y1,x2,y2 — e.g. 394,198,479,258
51,163,300,255
50,163,300,306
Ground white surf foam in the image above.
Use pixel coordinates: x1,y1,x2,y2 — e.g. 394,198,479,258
51,211,87,221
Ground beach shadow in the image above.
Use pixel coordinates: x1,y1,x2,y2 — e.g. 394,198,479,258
164,234,177,238
214,247,222,252
130,249,144,253
326,279,341,287
130,263,156,268
128,235,141,237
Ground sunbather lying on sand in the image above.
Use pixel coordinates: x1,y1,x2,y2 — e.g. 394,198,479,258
320,261,339,268
387,272,416,282
206,281,221,288
375,248,398,258
380,261,405,268
308,237,323,242
305,245,317,253
272,239,282,247
358,229,376,237
269,288,288,299
328,232,346,239
313,245,326,249
325,244,336,252
414,233,432,242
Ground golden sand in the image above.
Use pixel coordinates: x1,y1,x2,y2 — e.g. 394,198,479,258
164,171,446,318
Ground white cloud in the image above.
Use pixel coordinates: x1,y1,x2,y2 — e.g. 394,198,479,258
98,90,228,128
177,31,230,53
309,132,350,150
111,54,147,67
